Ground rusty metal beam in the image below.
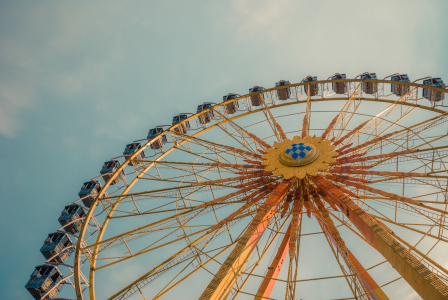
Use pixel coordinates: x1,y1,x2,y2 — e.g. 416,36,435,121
307,199,386,300
313,198,370,300
347,250,389,300
312,176,448,300
198,178,295,300
254,222,293,300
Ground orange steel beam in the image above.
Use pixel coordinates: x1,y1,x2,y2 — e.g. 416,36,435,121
199,178,295,300
312,200,370,299
314,202,388,299
347,250,389,300
254,221,296,300
312,176,448,300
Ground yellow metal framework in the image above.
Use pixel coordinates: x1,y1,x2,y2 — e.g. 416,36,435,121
70,79,448,300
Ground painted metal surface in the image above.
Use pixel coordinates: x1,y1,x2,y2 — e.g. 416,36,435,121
68,79,448,300
313,176,448,300
198,178,295,300
347,250,389,300
255,222,292,300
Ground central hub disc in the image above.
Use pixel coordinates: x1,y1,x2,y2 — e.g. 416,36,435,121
278,142,319,167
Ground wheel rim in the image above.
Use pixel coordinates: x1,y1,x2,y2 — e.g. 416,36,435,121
69,79,448,300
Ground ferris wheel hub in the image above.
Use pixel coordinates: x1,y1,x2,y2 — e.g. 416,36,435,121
261,135,338,179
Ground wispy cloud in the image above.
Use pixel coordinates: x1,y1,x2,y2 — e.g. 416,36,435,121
226,0,447,81
0,81,35,137
229,0,296,42
0,2,131,138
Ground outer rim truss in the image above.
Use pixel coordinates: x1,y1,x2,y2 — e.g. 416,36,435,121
73,79,448,300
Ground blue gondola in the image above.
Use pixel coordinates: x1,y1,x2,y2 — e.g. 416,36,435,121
147,127,167,150
275,80,291,100
423,78,446,103
123,142,146,166
391,74,411,96
78,180,103,208
302,76,319,96
331,73,347,94
58,204,85,234
25,265,64,300
197,103,214,125
360,73,378,94
249,86,265,106
100,160,125,185
40,232,74,263
223,93,240,115
172,114,191,134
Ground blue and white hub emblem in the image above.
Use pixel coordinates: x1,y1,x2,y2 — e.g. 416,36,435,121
278,142,319,167
285,143,312,162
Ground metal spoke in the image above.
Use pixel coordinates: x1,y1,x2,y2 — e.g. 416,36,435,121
65,79,448,300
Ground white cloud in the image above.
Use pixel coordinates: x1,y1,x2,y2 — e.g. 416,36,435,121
0,2,133,138
225,0,445,82
0,37,40,73
0,82,35,138
229,0,296,42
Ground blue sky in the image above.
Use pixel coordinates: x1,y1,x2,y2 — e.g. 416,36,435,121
1,1,448,299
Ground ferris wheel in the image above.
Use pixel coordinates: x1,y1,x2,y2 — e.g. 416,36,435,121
25,73,448,300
